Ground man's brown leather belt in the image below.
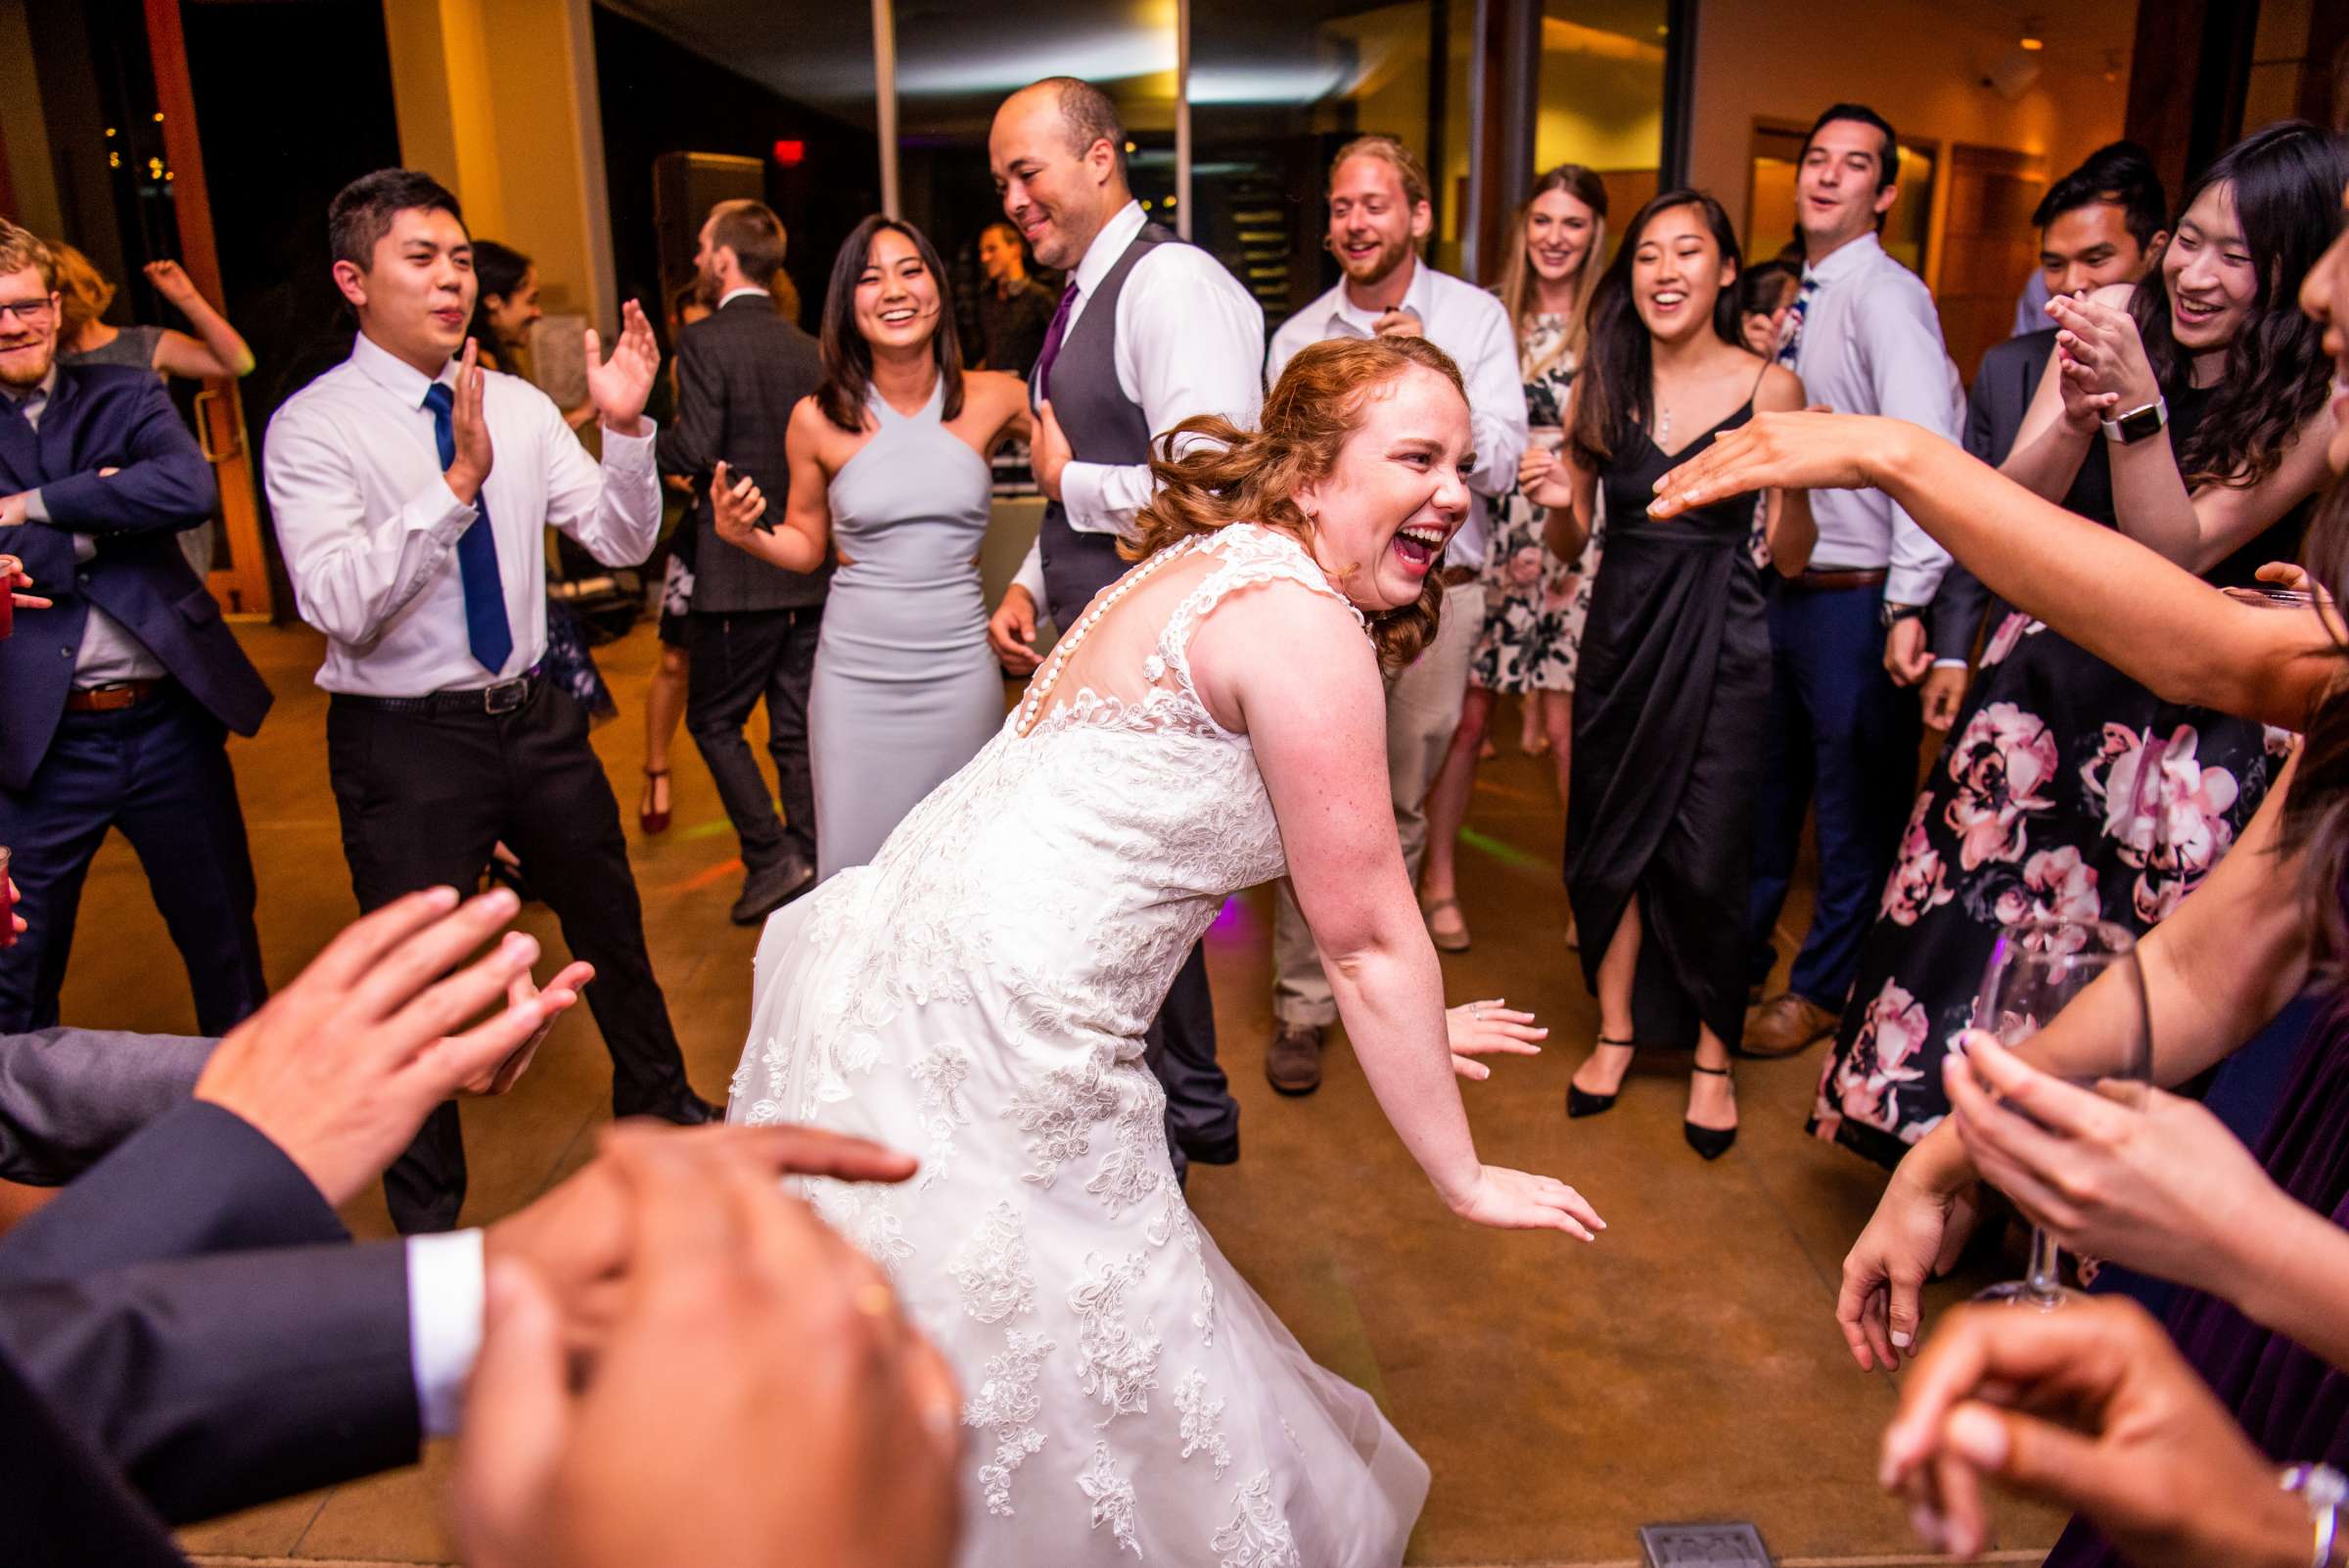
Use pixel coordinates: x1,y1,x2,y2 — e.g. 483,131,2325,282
65,678,162,713
1784,568,1889,594
1435,565,1481,588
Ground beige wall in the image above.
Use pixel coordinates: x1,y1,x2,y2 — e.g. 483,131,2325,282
381,0,617,327
1686,0,2134,256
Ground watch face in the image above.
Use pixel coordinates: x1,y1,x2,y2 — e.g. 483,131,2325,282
2116,402,2164,442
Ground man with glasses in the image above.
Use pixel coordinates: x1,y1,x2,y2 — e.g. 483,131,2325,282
0,220,273,1037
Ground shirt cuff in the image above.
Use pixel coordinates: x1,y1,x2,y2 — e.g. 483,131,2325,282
1885,565,1947,608
1057,462,1126,537
405,1226,486,1438
23,488,46,524
600,418,658,466
1931,658,1968,670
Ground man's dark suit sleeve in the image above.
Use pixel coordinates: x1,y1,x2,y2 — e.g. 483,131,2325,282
0,1241,419,1524
0,1101,345,1283
0,1029,215,1185
0,1345,189,1567
34,377,218,533
655,322,723,481
1926,363,2000,663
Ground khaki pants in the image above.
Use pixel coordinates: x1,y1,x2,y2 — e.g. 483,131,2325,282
1272,578,1486,1029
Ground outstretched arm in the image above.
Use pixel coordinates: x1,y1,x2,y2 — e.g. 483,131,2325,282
1650,413,2339,728
1189,579,1601,1239
143,260,256,381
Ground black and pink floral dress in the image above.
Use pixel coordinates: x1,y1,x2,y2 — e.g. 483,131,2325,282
1810,383,2306,1169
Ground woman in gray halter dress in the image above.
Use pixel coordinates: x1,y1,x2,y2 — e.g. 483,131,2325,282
713,215,1032,881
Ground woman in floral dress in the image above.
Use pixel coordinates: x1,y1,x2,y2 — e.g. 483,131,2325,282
1420,165,1609,951
1812,123,2343,1168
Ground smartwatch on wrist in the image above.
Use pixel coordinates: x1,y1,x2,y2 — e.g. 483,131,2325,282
2101,394,2169,445
1879,600,1927,630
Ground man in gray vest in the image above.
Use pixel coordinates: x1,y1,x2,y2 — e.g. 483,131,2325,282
985,76,1264,1172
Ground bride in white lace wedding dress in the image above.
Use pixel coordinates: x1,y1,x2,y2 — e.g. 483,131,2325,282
725,335,1601,1566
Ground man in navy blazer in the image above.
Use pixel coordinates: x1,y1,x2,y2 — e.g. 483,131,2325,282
0,221,271,1035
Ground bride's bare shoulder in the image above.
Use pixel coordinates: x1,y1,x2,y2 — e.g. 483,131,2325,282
1182,556,1379,734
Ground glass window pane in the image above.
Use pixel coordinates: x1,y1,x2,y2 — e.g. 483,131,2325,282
1535,0,1667,258
592,2,879,336
1186,0,1465,333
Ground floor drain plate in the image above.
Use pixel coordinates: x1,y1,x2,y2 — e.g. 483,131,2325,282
1638,1521,1773,1565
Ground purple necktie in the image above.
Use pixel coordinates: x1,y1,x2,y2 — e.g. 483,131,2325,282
1032,282,1080,401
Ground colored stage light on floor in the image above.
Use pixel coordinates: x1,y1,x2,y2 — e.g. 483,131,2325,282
1458,826,1549,873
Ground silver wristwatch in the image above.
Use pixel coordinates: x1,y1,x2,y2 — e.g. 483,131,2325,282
2101,394,2168,445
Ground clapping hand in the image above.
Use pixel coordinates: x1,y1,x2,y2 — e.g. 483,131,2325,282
446,340,495,503
710,461,767,541
479,1120,920,1354
1881,1297,2301,1565
464,957,596,1097
1,555,50,610
2048,293,2159,418
1445,997,1545,1081
1941,1034,2279,1301
193,887,583,1205
1371,308,1423,339
584,300,661,438
455,1129,958,1568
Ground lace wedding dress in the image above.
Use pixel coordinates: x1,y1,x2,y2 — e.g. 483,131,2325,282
729,523,1429,1565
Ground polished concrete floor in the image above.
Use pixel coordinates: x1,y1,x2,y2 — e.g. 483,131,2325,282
45,620,2066,1566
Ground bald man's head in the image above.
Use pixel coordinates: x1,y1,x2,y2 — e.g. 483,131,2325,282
990,77,1131,272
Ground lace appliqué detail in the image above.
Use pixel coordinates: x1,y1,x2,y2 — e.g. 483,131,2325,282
1079,1442,1143,1557
909,1044,974,1191
949,1200,1036,1324
1087,1074,1169,1217
1008,1050,1122,1187
1174,1369,1231,1477
1149,1181,1219,1347
1210,1471,1301,1568
1069,1251,1163,1420
964,1329,1054,1517
806,1178,915,1277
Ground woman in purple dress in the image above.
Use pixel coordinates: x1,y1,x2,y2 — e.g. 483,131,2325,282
1651,123,2349,1568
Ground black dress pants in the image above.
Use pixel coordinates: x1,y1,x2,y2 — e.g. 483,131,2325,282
327,679,694,1233
685,607,821,874
1145,941,1235,1176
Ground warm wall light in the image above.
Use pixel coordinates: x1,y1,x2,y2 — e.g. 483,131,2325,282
771,139,805,165
2019,36,2043,49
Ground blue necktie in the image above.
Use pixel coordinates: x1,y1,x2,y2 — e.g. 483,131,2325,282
422,382,514,676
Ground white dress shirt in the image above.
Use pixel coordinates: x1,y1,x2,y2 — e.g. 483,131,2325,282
263,331,661,696
405,1227,484,1437
1265,254,1528,569
1790,232,1962,605
1012,201,1265,604
4,368,168,684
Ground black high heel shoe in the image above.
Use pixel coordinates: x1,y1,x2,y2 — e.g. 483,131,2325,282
1683,1063,1737,1160
1567,1037,1635,1119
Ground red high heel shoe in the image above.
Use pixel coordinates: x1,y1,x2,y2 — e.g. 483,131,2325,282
639,767,671,835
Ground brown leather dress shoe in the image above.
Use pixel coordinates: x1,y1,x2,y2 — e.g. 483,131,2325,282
1266,1022,1324,1095
1737,992,1839,1059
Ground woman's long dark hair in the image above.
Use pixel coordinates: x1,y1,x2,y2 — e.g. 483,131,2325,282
2129,119,2347,490
1569,188,1743,471
465,239,531,368
814,215,965,433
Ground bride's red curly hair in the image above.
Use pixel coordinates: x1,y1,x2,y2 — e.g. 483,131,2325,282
1127,334,1467,669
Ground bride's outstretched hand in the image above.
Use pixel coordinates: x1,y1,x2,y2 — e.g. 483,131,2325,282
1446,997,1546,1081
1448,1165,1604,1241
1646,409,1895,519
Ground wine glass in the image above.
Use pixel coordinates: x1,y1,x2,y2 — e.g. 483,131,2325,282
1967,914,2148,1309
